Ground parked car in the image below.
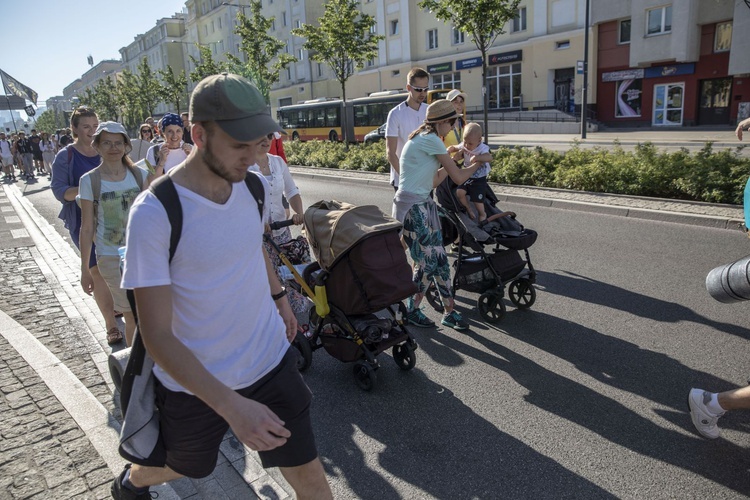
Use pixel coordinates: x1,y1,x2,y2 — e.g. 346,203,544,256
364,123,386,143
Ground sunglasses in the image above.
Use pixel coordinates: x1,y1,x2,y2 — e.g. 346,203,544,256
411,86,429,93
141,129,152,134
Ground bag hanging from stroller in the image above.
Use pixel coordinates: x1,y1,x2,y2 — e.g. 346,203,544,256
304,200,417,315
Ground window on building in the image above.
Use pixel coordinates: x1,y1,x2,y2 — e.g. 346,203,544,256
452,27,465,45
204,25,208,36
218,17,222,29
294,19,301,29
487,63,522,109
370,24,377,34
317,63,323,77
286,67,291,80
271,19,275,30
391,69,400,77
298,48,304,60
284,40,289,53
211,20,215,33
556,40,570,49
512,7,527,32
367,57,375,67
282,11,287,26
431,72,461,90
427,29,438,50
715,22,732,52
390,19,399,35
619,19,631,44
647,5,672,35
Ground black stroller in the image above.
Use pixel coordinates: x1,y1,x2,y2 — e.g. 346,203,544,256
425,176,538,322
276,200,420,391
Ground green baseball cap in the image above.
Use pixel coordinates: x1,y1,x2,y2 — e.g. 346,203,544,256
189,73,284,142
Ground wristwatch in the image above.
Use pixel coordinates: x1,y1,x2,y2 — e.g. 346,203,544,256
272,287,287,301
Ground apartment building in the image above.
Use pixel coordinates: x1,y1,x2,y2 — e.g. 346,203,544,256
264,0,594,116
183,0,243,73
61,60,121,110
119,14,188,116
593,0,750,127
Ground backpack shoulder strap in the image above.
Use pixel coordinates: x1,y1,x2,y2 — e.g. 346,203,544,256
127,164,145,190
90,168,102,205
148,175,182,263
244,171,265,219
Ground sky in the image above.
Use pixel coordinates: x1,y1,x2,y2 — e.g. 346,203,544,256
1,0,188,120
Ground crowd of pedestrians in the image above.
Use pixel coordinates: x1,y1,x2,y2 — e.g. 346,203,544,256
11,69,745,498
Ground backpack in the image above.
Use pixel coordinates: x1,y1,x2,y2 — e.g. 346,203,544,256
88,165,145,238
114,172,264,465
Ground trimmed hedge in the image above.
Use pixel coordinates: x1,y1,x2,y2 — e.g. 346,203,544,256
284,139,749,205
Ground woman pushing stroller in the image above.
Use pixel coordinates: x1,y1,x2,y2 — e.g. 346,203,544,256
249,133,312,332
392,100,483,331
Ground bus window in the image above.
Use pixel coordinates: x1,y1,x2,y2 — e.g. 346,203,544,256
326,106,339,127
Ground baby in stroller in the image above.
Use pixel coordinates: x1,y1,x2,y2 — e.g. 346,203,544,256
447,122,493,223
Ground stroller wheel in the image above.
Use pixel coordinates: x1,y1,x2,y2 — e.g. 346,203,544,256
478,290,506,323
392,343,416,371
425,281,445,313
353,361,377,391
508,279,536,309
293,335,313,372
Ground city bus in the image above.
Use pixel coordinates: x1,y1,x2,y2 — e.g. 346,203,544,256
277,89,450,142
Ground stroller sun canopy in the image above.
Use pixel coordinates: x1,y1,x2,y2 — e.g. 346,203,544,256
304,200,402,270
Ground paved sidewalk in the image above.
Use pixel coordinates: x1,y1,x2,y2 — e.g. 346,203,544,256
0,182,291,499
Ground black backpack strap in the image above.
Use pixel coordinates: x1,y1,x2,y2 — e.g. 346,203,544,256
121,174,183,413
244,171,265,219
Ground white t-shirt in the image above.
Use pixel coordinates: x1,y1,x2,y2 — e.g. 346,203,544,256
247,154,300,238
459,141,492,179
385,100,427,187
79,167,147,256
146,143,188,173
121,174,289,393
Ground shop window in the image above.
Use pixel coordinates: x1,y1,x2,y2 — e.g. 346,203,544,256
619,19,631,44
431,72,461,90
653,83,683,125
615,79,642,117
715,22,732,53
647,5,672,36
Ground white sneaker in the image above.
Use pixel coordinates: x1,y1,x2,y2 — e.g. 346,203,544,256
688,388,724,439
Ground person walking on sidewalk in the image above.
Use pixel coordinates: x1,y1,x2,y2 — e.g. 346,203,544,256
392,100,482,331
145,113,192,175
51,107,121,345
79,122,151,347
386,67,429,192
40,132,56,178
16,131,34,180
116,73,332,500
0,132,15,181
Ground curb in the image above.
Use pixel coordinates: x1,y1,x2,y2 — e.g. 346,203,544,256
289,168,744,231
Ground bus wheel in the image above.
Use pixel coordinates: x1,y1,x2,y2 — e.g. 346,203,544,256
292,131,300,141
329,130,338,142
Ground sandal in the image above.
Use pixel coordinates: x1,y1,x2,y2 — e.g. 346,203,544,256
107,327,123,345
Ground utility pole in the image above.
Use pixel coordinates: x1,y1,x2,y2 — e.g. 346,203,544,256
581,0,590,139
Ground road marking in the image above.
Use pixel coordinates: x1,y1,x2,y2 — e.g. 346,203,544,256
11,228,29,238
4,215,20,223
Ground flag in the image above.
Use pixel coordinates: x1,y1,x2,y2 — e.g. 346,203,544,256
0,69,38,105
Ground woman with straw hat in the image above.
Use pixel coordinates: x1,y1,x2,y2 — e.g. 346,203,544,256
392,99,482,332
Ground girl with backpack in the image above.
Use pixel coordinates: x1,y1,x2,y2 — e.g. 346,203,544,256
78,122,153,345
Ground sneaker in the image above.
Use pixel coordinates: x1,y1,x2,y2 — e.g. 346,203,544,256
688,388,724,439
441,311,468,331
406,308,435,328
111,464,154,499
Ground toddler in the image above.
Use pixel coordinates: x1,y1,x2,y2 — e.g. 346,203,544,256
448,122,492,222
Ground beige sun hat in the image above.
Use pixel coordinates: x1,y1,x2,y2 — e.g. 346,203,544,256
446,89,468,102
425,99,459,124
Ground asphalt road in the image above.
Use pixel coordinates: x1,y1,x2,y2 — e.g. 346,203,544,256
20,174,750,498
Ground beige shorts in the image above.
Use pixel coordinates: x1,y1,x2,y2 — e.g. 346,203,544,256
96,255,131,312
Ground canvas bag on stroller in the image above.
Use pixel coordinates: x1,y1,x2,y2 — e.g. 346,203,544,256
304,200,417,315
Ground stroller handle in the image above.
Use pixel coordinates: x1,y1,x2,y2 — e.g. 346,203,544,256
269,219,296,231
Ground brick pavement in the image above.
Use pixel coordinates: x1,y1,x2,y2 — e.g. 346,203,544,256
1,182,291,499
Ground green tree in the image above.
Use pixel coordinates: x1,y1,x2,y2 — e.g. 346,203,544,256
35,109,67,133
92,76,120,121
189,44,228,83
292,0,383,145
228,2,296,103
116,69,144,132
136,56,164,117
417,0,521,142
158,66,189,114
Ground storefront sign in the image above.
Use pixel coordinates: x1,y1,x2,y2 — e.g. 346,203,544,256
427,62,453,74
644,63,695,79
488,50,522,65
602,69,644,82
456,57,482,70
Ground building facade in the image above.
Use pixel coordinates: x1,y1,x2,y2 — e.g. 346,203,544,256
263,0,595,118
593,0,750,127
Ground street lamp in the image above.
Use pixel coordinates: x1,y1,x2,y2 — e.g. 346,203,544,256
581,0,590,139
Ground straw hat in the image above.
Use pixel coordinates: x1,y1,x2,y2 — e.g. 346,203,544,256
425,99,459,124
